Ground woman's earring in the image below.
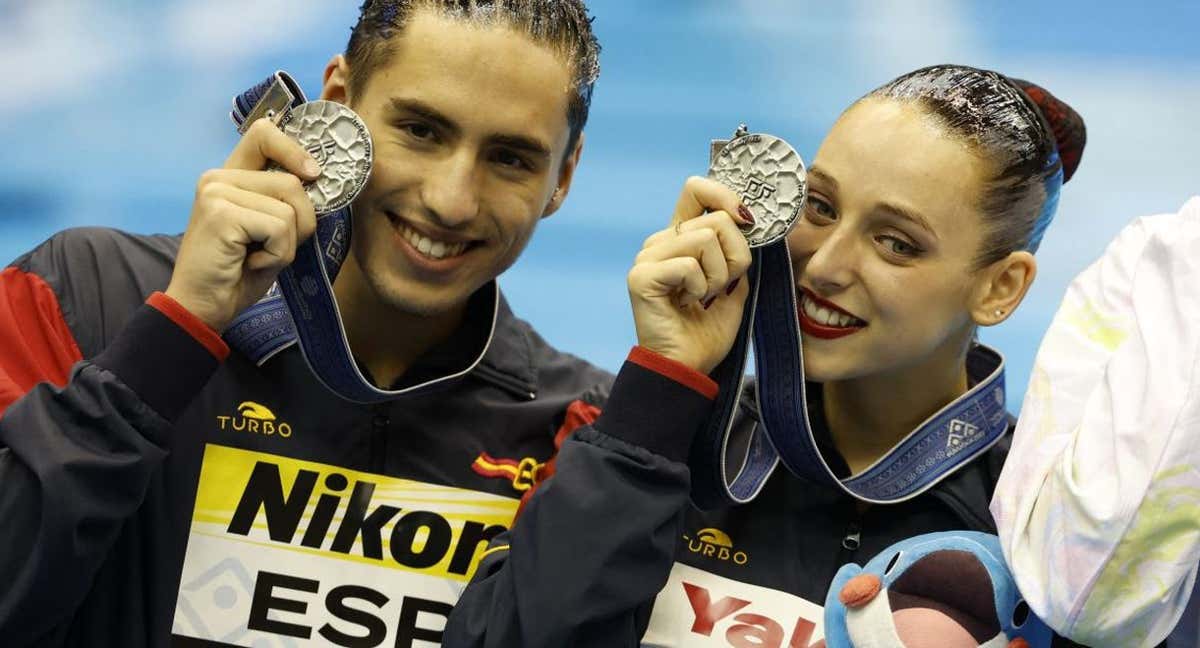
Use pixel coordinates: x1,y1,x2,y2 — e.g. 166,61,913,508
995,309,1005,317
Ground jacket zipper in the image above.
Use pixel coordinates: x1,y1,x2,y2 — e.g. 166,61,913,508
369,404,390,474
830,510,865,597
839,520,862,562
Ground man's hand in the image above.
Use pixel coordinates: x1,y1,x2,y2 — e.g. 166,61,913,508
628,176,753,375
166,118,321,332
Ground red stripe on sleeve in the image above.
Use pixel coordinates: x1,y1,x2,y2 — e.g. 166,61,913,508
553,400,602,451
515,399,602,519
628,345,718,400
0,268,84,415
146,292,229,362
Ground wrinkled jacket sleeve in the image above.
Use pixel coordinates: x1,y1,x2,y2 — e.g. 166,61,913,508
991,197,1200,647
0,231,226,645
444,346,717,648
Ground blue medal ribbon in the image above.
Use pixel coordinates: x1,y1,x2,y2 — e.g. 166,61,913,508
691,238,1008,508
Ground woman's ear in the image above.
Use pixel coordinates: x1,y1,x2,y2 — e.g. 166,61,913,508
969,251,1037,326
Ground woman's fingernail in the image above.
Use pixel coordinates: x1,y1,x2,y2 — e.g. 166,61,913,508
304,159,322,177
702,295,717,310
726,278,741,295
737,204,757,225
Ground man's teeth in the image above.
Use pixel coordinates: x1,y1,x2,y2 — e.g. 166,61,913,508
802,295,860,328
397,222,468,260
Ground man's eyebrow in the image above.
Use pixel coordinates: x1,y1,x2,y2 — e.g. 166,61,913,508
388,97,552,160
389,98,459,136
877,201,937,239
808,167,839,192
487,134,552,160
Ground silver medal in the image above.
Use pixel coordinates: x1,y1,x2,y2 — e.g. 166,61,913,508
708,125,806,248
273,100,373,216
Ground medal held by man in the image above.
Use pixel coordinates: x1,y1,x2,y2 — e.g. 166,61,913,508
272,100,372,216
237,73,374,217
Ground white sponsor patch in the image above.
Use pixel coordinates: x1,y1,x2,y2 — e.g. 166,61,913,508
642,563,825,647
172,444,518,647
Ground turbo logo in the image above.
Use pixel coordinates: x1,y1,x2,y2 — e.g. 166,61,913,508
217,401,293,438
684,528,750,566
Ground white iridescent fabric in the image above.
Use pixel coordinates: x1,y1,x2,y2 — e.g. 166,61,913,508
992,197,1200,647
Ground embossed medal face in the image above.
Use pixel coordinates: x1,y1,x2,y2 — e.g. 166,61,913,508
276,100,373,216
709,133,807,248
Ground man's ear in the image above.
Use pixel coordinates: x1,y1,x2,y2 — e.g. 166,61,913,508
542,132,585,219
320,54,351,104
969,250,1037,326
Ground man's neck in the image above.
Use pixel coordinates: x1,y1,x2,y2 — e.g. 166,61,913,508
823,333,974,476
332,256,467,389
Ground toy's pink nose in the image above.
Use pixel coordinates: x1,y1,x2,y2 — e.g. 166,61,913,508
838,573,882,609
1007,640,1030,648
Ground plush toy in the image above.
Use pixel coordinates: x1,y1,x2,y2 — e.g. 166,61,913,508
814,531,1051,648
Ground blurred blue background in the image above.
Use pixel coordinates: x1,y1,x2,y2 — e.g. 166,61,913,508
3,0,1199,409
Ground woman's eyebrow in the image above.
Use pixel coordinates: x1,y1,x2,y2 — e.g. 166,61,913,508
877,202,937,239
808,167,838,192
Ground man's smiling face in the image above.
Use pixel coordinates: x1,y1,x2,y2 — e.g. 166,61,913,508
328,8,581,316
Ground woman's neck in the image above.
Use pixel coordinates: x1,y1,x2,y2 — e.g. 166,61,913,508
332,254,466,389
823,336,974,476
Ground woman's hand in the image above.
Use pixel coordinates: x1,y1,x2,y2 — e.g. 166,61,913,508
628,176,754,374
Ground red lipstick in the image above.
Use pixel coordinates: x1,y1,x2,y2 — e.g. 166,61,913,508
797,288,867,340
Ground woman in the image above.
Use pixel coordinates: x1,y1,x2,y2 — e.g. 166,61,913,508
445,65,1086,648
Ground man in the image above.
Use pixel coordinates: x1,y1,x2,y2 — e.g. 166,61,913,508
0,2,609,646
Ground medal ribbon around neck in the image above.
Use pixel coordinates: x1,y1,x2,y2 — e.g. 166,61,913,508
221,71,499,403
689,126,1010,509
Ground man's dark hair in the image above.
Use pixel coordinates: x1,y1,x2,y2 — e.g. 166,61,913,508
347,0,601,157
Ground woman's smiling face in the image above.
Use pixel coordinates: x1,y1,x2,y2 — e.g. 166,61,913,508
787,98,997,382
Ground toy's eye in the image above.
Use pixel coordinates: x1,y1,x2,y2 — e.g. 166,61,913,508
1012,600,1030,628
884,552,903,575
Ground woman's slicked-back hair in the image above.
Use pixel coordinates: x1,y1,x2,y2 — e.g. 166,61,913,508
347,0,601,158
869,65,1086,267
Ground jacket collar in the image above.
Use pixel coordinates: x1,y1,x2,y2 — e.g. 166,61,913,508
390,280,540,400
474,286,541,400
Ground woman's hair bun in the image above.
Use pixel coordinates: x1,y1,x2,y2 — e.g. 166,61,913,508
1009,79,1086,183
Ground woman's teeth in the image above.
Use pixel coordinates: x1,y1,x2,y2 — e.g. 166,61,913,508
396,222,468,260
802,294,862,328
